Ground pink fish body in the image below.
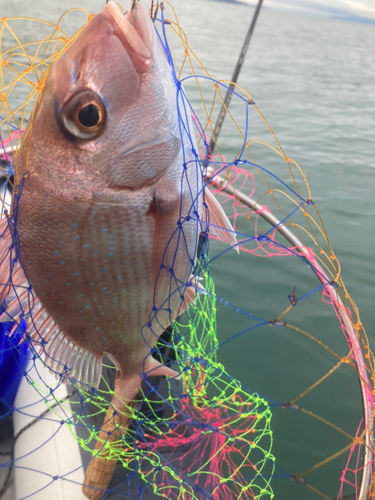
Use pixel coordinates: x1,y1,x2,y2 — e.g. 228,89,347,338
1,2,236,395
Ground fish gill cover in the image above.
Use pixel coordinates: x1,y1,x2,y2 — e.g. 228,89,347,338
0,2,373,500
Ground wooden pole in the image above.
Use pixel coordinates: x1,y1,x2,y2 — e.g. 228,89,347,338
82,397,135,500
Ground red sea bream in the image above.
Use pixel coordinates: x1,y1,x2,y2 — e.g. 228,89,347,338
0,1,236,402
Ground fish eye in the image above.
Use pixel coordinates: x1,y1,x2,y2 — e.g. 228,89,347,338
78,104,100,128
60,90,106,140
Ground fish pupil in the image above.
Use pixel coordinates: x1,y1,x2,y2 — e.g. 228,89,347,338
78,104,100,128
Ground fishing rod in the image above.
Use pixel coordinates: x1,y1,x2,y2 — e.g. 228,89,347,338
0,0,371,495
205,0,264,162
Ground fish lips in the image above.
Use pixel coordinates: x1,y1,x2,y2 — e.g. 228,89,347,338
102,2,153,74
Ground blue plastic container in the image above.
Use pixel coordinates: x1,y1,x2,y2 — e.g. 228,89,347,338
0,319,29,416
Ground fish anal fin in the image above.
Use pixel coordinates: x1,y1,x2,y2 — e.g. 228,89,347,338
204,187,239,252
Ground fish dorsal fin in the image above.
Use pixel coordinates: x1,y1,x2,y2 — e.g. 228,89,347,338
0,218,103,388
42,328,103,389
27,312,103,388
4,300,103,388
204,187,239,252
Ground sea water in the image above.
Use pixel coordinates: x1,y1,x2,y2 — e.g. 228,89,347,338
0,0,374,498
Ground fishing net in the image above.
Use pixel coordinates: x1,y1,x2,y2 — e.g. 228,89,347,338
0,3,373,500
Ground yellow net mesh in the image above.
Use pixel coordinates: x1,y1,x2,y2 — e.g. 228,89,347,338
0,3,373,500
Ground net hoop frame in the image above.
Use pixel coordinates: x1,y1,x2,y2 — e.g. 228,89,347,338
1,146,372,499
0,5,372,495
205,168,373,500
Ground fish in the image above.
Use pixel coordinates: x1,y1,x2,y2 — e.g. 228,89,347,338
0,1,237,404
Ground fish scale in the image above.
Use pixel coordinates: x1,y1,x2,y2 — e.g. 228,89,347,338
0,5,239,495
15,170,192,378
1,2,237,394
79,195,157,358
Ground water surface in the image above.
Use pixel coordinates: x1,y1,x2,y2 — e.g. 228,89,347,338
1,0,374,498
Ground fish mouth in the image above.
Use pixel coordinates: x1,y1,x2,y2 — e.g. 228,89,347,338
102,2,152,73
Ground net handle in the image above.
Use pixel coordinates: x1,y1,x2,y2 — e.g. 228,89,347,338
2,148,371,497
82,399,135,500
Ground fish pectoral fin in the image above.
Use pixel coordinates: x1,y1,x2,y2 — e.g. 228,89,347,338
204,187,239,252
143,356,181,380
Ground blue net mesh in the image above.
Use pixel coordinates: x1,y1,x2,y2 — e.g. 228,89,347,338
0,3,373,500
